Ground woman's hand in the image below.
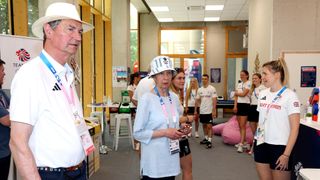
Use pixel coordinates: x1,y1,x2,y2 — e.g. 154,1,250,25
165,128,184,140
233,107,237,114
275,154,289,171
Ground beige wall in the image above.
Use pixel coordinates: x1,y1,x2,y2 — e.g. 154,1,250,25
272,0,320,58
112,0,130,101
248,0,273,74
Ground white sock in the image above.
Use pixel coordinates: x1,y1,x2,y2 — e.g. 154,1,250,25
208,138,212,142
205,136,208,140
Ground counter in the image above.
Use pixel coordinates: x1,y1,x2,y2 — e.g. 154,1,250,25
291,119,320,179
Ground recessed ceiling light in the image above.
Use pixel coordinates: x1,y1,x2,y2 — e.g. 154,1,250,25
151,6,169,12
205,5,224,11
204,17,220,21
158,18,174,22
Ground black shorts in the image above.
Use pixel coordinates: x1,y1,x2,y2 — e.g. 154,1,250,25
179,138,191,158
254,142,292,171
248,105,259,122
236,103,250,116
199,114,213,124
187,107,199,115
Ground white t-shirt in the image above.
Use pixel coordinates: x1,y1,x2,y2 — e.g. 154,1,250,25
250,85,266,105
10,50,85,167
257,87,300,145
187,89,197,107
132,77,155,102
236,81,251,104
196,85,217,114
127,84,137,92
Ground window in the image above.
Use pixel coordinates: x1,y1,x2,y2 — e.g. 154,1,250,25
0,0,9,34
130,3,138,73
28,0,39,37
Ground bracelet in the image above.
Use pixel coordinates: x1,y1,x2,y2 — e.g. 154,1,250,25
282,154,289,158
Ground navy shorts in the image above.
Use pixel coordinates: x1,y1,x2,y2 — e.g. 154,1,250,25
179,138,191,158
236,103,250,116
187,107,199,115
199,114,213,124
254,142,292,171
248,105,259,122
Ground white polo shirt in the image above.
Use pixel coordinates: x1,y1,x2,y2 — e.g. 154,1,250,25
10,50,85,168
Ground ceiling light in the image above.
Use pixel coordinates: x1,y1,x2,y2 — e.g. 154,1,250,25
158,18,174,22
151,6,169,12
205,5,224,11
204,17,220,21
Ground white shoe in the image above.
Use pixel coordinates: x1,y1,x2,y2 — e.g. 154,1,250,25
195,132,199,138
237,144,244,153
243,143,250,150
234,143,240,148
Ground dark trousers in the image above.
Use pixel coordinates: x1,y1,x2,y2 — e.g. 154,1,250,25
0,154,11,180
142,176,175,180
38,161,87,180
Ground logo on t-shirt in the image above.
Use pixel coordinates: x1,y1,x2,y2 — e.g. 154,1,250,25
52,83,61,91
261,96,266,100
293,102,300,107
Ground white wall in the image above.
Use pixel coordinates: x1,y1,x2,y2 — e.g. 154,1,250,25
248,0,273,74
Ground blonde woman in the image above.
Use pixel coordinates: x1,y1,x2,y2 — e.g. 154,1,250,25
185,78,200,138
254,59,300,180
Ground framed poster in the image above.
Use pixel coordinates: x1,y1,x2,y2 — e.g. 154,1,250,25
210,68,221,83
301,66,316,87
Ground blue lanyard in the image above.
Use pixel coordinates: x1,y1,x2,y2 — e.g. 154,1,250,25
263,86,287,123
253,88,258,99
39,52,74,105
154,86,176,126
271,86,287,103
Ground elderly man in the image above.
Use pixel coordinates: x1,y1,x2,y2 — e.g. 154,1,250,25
10,2,94,180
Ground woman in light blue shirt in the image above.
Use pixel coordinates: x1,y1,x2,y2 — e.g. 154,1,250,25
134,56,188,180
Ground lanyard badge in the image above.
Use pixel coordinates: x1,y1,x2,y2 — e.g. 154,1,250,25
40,52,94,155
154,86,179,154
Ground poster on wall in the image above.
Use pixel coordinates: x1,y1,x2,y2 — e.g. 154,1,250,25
301,66,316,87
210,68,221,83
112,66,128,87
0,34,43,89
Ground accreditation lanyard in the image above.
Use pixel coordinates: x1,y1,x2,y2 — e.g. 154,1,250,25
154,86,177,128
40,52,74,106
40,52,95,155
253,88,258,99
263,86,287,124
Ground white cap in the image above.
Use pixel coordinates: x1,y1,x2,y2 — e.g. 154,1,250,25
149,56,175,76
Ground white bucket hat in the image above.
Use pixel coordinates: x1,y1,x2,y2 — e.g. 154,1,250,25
32,2,94,38
149,56,175,77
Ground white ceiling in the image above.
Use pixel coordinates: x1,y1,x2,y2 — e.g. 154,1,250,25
133,0,249,22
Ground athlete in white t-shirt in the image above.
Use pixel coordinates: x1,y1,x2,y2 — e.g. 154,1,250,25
254,59,300,180
127,72,140,102
185,77,200,137
195,74,217,149
247,73,266,154
233,70,251,153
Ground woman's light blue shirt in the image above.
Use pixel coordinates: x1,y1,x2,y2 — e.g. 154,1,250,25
133,92,182,178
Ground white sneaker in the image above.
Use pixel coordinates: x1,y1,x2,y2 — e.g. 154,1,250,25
237,144,244,153
234,143,240,148
195,132,199,138
243,143,250,150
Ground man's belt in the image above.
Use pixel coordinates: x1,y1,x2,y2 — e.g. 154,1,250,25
37,161,84,172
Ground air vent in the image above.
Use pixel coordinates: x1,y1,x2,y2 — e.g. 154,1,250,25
187,6,205,11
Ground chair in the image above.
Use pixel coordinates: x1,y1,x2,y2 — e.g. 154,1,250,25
113,113,134,151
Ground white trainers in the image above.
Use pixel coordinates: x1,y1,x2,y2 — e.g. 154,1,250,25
195,132,199,138
237,144,244,153
235,142,250,149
